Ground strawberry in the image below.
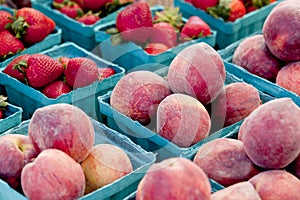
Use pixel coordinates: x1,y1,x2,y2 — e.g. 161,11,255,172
191,0,219,11
149,22,178,48
115,0,153,44
25,54,64,88
0,95,8,120
42,80,72,98
252,0,275,8
3,54,31,82
57,56,70,69
180,16,211,41
7,7,56,44
144,43,169,55
98,67,115,81
153,7,184,31
0,10,13,32
76,11,100,25
53,1,83,19
0,30,25,60
207,0,246,22
64,57,99,88
73,0,112,12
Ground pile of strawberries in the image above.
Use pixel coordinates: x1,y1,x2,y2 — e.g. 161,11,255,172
186,0,276,22
52,0,133,25
0,7,56,61
0,95,8,119
107,0,212,55
3,54,116,99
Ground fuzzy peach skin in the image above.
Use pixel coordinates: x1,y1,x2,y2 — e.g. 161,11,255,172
211,82,261,128
193,138,260,187
167,42,225,105
156,93,211,148
211,181,262,200
110,70,171,126
28,103,94,163
0,134,37,190
276,61,300,96
136,157,211,200
262,0,300,62
232,34,283,82
81,144,133,194
21,149,86,200
238,98,300,169
249,170,300,200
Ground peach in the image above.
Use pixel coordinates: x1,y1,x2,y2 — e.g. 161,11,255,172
81,144,133,194
211,82,261,128
110,70,171,126
0,134,37,190
238,98,300,169
193,138,260,187
232,34,283,82
249,170,300,200
262,0,300,62
167,42,225,105
136,157,211,200
21,149,86,200
211,181,262,200
156,93,211,148
276,61,300,96
28,103,94,163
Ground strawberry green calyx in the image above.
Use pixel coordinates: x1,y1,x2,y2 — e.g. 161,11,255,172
13,59,28,74
0,95,8,111
154,7,184,31
252,0,272,8
7,15,29,39
207,0,231,21
104,0,133,16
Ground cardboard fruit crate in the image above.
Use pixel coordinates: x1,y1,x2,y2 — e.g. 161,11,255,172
98,64,274,161
0,6,62,69
0,103,22,134
173,0,279,49
0,118,156,200
94,5,217,72
30,0,126,51
218,33,300,107
0,42,125,120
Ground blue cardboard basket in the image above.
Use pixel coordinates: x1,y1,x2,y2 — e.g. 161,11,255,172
31,0,125,51
98,66,274,161
174,0,279,49
94,6,217,72
217,33,300,108
0,42,125,120
0,118,156,200
0,6,62,69
0,103,22,134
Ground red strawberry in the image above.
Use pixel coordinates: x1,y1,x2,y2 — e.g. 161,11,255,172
0,30,25,60
64,57,99,88
53,1,83,19
73,0,112,12
191,0,219,11
3,54,31,82
0,95,8,119
180,16,211,41
98,67,115,81
76,11,100,25
42,80,72,98
207,0,246,22
144,43,169,55
115,0,153,44
8,7,56,44
25,54,64,88
0,10,13,32
149,22,178,48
